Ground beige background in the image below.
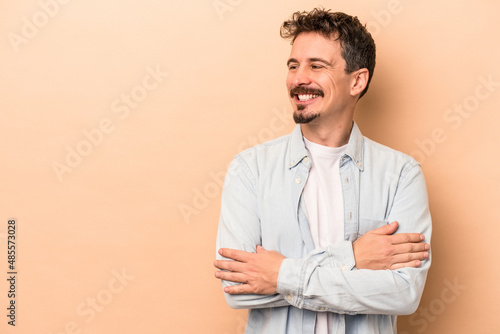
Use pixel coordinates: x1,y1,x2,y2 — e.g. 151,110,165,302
1,0,499,333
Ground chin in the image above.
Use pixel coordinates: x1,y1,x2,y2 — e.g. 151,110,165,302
293,110,320,124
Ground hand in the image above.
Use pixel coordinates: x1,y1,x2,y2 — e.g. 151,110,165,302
214,246,286,295
353,221,430,270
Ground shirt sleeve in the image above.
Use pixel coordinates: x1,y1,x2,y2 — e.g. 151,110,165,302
277,163,432,315
216,156,290,309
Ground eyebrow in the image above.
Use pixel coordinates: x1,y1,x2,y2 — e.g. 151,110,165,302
287,57,333,67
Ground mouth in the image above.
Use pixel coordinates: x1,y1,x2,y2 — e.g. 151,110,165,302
296,94,320,102
290,87,324,104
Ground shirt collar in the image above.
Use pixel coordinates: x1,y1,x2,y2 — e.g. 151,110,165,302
344,122,364,171
288,125,309,169
288,122,364,171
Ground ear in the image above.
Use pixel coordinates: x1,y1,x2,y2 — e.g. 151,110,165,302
350,68,369,98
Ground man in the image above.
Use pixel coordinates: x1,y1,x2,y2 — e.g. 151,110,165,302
214,8,431,334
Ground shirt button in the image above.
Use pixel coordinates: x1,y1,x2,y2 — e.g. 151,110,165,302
341,265,347,271
286,294,292,301
303,157,309,163
295,178,301,184
319,307,326,311
289,161,294,166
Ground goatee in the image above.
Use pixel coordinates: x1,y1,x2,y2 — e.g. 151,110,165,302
293,105,320,124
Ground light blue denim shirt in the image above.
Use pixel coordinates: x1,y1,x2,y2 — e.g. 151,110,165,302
216,122,432,334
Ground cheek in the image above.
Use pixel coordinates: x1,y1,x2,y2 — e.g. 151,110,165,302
285,74,293,89
322,72,336,90
311,72,334,92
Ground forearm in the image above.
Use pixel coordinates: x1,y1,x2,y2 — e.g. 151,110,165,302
216,241,291,309
220,281,290,309
219,238,429,313
277,245,430,315
219,225,430,312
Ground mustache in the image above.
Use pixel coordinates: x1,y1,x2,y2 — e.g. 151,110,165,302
290,86,324,98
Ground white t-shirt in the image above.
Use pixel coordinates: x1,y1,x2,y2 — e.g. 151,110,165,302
302,137,347,334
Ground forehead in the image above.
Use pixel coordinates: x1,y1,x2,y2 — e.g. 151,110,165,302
289,32,342,61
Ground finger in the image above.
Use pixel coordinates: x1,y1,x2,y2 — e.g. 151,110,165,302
224,284,251,295
218,248,251,262
214,259,246,273
390,260,422,270
214,270,248,284
389,233,426,244
370,221,398,235
390,251,429,266
391,242,430,255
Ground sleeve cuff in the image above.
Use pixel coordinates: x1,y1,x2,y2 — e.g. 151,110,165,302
276,257,304,308
276,242,356,309
327,240,356,271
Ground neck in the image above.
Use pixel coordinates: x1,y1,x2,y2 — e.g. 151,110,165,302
300,113,354,148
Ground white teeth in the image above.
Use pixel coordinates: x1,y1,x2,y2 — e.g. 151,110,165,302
297,94,319,101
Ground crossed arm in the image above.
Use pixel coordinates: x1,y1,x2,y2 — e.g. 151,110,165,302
214,221,430,295
215,157,431,314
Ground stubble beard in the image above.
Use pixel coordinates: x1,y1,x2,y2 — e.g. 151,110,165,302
293,105,320,124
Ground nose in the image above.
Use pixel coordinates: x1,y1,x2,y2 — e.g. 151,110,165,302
293,66,312,86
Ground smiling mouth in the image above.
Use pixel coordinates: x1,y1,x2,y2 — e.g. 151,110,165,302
296,94,320,102
290,87,324,103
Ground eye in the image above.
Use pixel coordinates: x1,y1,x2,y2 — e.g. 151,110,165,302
288,63,298,70
311,64,324,70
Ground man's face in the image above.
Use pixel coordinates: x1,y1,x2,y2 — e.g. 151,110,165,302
286,32,354,124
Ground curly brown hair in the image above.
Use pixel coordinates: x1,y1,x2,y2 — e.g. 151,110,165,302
281,8,376,99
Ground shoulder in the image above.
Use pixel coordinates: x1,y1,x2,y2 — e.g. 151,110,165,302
236,133,292,165
224,132,295,186
362,136,420,178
